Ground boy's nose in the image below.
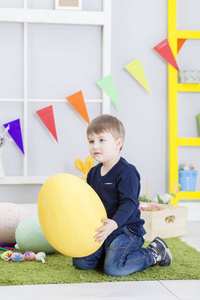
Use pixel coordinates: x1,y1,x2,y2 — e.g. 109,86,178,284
93,143,99,149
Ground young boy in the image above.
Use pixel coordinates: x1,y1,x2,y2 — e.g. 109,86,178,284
73,114,172,277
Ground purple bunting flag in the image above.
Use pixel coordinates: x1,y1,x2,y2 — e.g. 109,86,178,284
3,119,24,154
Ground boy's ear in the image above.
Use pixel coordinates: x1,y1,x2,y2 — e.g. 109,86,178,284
116,138,123,150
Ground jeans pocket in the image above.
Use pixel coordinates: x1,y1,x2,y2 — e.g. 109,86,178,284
123,226,135,239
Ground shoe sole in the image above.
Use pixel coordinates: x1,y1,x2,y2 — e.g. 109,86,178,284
154,237,173,266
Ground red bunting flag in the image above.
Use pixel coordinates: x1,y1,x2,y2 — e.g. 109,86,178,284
36,105,58,142
154,39,179,71
66,91,90,124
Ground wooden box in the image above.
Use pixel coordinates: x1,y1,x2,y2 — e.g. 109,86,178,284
140,203,187,241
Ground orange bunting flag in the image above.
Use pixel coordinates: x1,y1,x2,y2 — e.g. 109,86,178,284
177,39,187,54
36,105,58,142
97,74,120,110
125,58,151,93
154,39,179,71
66,91,90,124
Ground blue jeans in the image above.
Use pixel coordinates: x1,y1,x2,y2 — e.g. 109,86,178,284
73,226,153,277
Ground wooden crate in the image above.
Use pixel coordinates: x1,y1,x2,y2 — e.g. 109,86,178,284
140,203,187,241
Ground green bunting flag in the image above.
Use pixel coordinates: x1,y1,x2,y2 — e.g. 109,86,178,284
97,74,120,110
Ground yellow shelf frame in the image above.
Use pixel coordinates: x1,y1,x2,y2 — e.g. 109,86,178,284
168,0,200,205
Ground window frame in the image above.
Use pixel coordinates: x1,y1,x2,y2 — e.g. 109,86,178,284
0,0,112,185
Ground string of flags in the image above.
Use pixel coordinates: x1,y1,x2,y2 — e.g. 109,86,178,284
1,37,186,155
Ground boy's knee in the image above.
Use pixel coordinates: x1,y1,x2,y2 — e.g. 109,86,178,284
73,257,87,270
72,257,96,270
104,261,121,277
104,260,138,277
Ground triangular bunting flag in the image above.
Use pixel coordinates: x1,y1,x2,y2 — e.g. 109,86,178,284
66,91,90,124
177,39,187,54
154,39,179,71
3,119,24,154
125,58,151,93
97,74,120,110
36,105,58,142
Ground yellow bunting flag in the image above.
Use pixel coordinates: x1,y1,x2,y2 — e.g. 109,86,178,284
125,58,151,93
66,91,90,124
97,74,120,110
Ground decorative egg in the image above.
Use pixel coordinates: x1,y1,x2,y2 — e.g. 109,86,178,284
11,252,24,262
1,250,13,261
15,216,56,254
0,203,29,243
38,173,107,257
24,251,36,261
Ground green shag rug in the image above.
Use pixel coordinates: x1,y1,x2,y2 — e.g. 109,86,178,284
0,238,200,286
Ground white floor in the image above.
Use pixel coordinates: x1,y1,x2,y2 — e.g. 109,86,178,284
1,222,200,300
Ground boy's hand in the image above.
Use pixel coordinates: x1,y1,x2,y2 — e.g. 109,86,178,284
94,218,118,243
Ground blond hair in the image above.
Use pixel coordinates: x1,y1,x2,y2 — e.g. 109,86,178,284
87,114,125,150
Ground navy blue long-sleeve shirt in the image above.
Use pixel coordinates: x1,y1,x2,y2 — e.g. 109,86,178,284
87,157,146,237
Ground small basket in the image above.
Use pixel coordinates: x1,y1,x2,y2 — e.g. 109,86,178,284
178,70,200,84
178,170,198,191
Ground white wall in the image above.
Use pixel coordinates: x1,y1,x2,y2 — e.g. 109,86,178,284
111,0,168,197
111,0,200,220
0,0,200,219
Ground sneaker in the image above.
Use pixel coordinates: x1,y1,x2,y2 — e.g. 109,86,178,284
147,237,172,267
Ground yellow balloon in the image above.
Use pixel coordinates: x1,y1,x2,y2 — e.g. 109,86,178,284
38,174,107,257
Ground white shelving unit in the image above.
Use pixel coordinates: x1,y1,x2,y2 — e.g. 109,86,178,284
0,0,112,185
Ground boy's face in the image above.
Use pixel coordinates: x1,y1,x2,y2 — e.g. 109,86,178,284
87,131,123,164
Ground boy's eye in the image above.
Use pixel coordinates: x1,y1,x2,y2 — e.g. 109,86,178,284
89,140,94,144
100,139,105,142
